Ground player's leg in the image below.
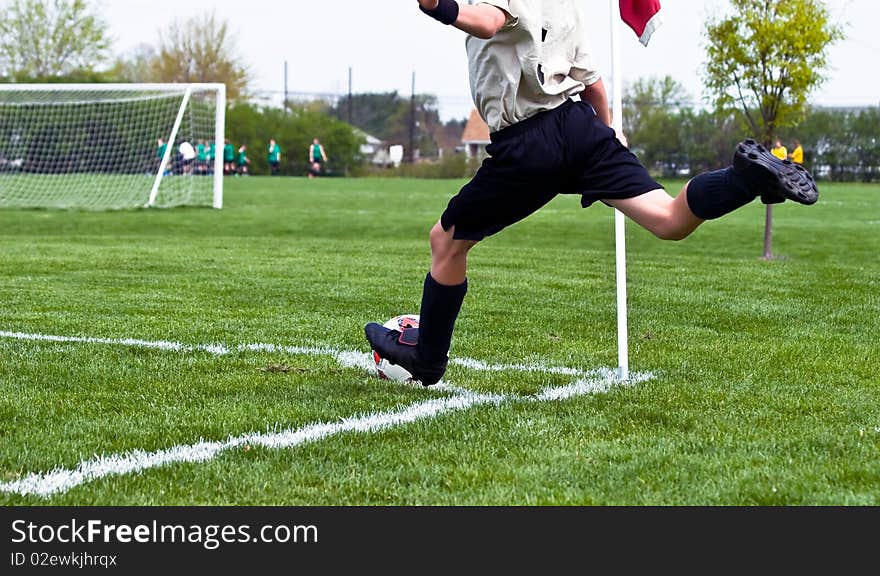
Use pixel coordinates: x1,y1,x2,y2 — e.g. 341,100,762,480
364,162,517,385
417,222,474,371
569,98,818,237
606,139,819,239
365,106,567,385
364,221,474,386
606,187,702,241
429,221,476,285
365,175,557,386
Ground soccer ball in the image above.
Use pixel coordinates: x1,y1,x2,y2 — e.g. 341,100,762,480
372,314,420,383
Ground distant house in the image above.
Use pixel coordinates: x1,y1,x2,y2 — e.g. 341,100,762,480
358,131,387,165
461,109,490,161
354,129,402,168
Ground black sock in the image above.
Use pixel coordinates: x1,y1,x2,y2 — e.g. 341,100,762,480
686,168,757,220
417,272,467,363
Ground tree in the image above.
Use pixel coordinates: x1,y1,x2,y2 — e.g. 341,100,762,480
0,0,110,80
109,44,158,84
624,76,691,178
385,94,444,160
329,92,448,159
329,92,402,140
149,12,250,101
678,108,745,176
850,108,880,183
703,0,843,259
225,104,364,176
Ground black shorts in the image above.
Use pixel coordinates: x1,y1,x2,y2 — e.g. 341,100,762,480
440,99,663,241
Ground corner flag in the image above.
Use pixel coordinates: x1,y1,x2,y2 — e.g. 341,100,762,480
619,0,663,46
609,0,662,381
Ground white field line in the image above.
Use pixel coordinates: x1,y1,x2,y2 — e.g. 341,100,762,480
0,330,654,498
0,391,505,498
0,330,613,380
0,372,651,499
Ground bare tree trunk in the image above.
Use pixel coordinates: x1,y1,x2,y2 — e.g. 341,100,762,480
762,204,774,259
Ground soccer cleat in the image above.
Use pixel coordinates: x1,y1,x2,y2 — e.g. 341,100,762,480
364,323,447,386
733,139,819,205
760,193,786,205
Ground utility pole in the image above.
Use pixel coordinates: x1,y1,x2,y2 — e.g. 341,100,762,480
409,71,416,164
348,67,353,125
283,60,289,111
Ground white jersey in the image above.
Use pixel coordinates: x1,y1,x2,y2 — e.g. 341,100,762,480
466,0,601,132
178,141,196,161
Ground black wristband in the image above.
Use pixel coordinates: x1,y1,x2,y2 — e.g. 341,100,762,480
419,0,460,25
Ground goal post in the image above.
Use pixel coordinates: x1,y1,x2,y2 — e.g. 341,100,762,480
0,83,226,210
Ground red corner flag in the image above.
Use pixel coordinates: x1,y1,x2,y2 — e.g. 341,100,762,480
619,0,662,46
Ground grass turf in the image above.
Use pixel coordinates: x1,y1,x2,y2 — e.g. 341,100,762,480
0,176,878,505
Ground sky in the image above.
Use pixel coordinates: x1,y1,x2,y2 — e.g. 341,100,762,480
101,0,880,122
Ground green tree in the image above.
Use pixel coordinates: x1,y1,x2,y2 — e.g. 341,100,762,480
703,0,843,258
329,92,448,160
330,92,402,140
148,12,250,102
850,108,880,183
679,108,746,176
624,76,691,178
109,44,157,84
385,94,443,160
797,107,880,184
226,104,363,176
792,108,848,181
0,0,110,80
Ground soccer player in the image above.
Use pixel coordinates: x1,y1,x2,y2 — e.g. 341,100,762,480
771,139,788,161
223,139,235,175
308,138,327,178
196,140,208,175
268,138,282,176
207,140,216,174
789,139,804,165
155,138,168,174
178,140,196,175
365,0,819,386
236,144,250,176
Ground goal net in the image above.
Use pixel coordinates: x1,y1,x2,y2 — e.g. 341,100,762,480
0,83,225,210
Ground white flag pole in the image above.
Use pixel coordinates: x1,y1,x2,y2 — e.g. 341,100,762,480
609,0,629,382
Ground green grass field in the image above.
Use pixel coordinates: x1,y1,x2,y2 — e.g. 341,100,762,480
1,176,878,505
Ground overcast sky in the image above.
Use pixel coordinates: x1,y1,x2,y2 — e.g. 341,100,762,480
101,0,879,121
